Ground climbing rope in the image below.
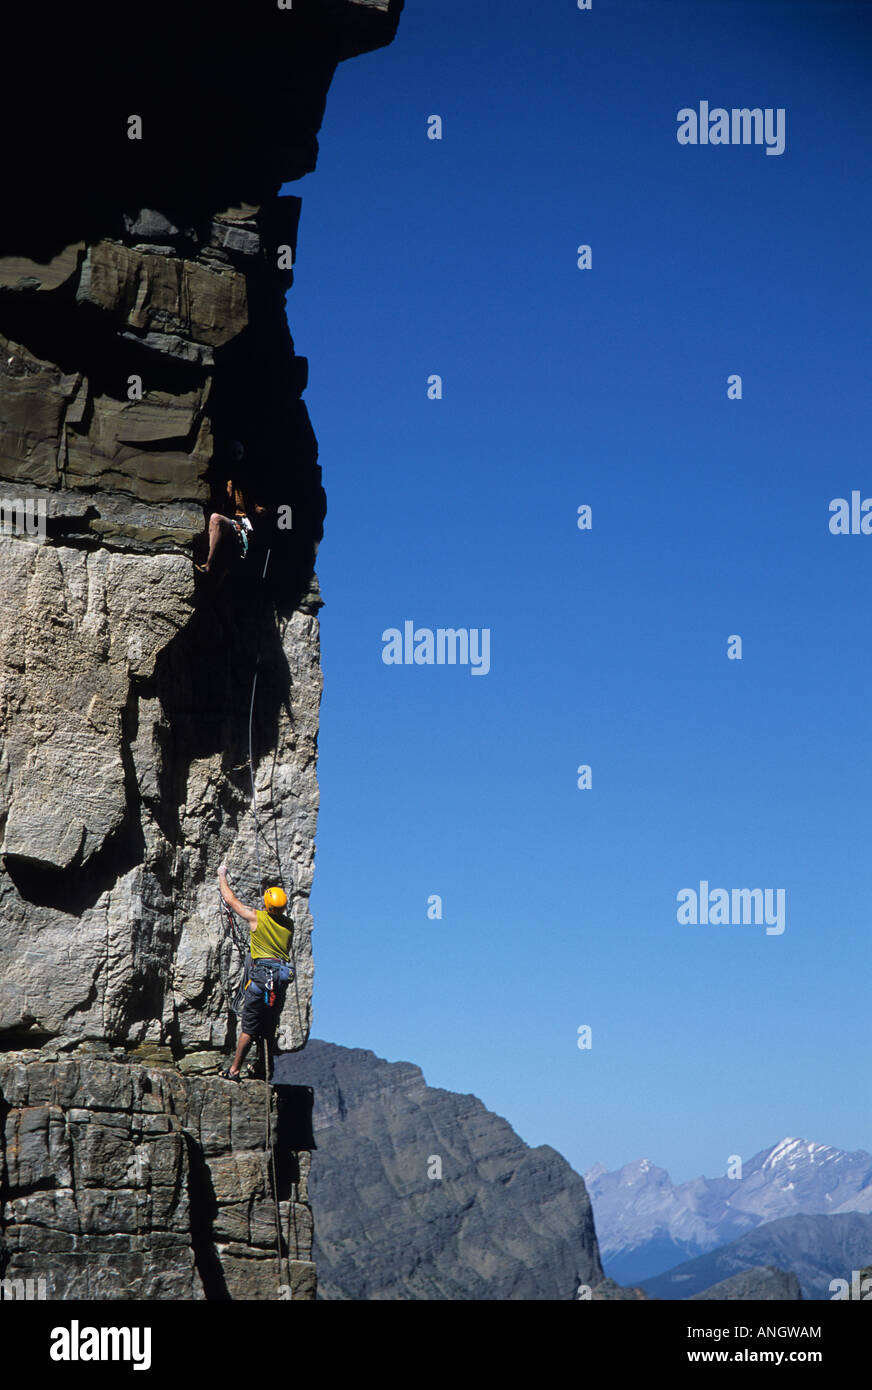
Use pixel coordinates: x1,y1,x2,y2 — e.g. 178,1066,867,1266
211,534,320,1296
217,873,281,1291
217,543,274,963
219,889,248,961
226,542,301,1295
263,1035,287,1290
242,544,306,1041
247,659,265,894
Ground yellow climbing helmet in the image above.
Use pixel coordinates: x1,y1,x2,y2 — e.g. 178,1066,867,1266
264,886,288,911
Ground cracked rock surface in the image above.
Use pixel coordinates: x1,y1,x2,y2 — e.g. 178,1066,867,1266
0,1051,314,1300
0,0,403,1299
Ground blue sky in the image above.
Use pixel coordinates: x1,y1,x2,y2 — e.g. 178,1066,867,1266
281,0,872,1184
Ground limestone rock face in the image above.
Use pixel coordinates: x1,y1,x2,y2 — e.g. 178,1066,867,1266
0,197,320,1055
0,1051,314,1300
76,241,249,352
0,0,403,1299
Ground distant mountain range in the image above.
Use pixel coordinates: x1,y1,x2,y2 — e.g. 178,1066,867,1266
586,1139,872,1284
642,1214,872,1301
274,1041,872,1299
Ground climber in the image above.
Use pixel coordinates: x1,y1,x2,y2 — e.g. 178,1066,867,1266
217,864,294,1080
196,445,268,575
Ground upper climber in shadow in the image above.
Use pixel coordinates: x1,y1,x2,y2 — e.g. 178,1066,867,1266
197,440,269,578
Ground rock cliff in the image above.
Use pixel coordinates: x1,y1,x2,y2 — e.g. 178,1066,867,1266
1,1049,315,1300
0,0,403,1299
275,1040,609,1300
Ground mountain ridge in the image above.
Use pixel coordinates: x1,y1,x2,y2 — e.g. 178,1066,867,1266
642,1212,872,1301
586,1137,872,1284
274,1039,608,1300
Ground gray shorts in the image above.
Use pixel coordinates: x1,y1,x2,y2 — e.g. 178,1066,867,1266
240,960,291,1037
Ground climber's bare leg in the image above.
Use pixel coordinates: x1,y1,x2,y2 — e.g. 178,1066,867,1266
198,514,235,573
229,1031,253,1077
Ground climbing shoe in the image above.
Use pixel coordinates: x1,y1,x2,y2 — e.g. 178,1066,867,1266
219,1067,241,1082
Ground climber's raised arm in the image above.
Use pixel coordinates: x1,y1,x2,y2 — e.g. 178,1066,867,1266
217,865,257,924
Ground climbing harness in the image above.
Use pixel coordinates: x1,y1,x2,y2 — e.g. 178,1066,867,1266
258,961,293,1008
231,515,253,559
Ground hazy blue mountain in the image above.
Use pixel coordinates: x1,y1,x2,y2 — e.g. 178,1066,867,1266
641,1212,872,1301
586,1139,872,1283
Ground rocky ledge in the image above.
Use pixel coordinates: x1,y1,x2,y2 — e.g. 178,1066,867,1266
1,1049,315,1299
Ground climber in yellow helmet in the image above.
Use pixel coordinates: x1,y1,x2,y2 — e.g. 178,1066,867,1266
217,864,294,1081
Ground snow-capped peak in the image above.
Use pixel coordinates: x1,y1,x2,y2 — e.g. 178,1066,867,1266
762,1138,839,1172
